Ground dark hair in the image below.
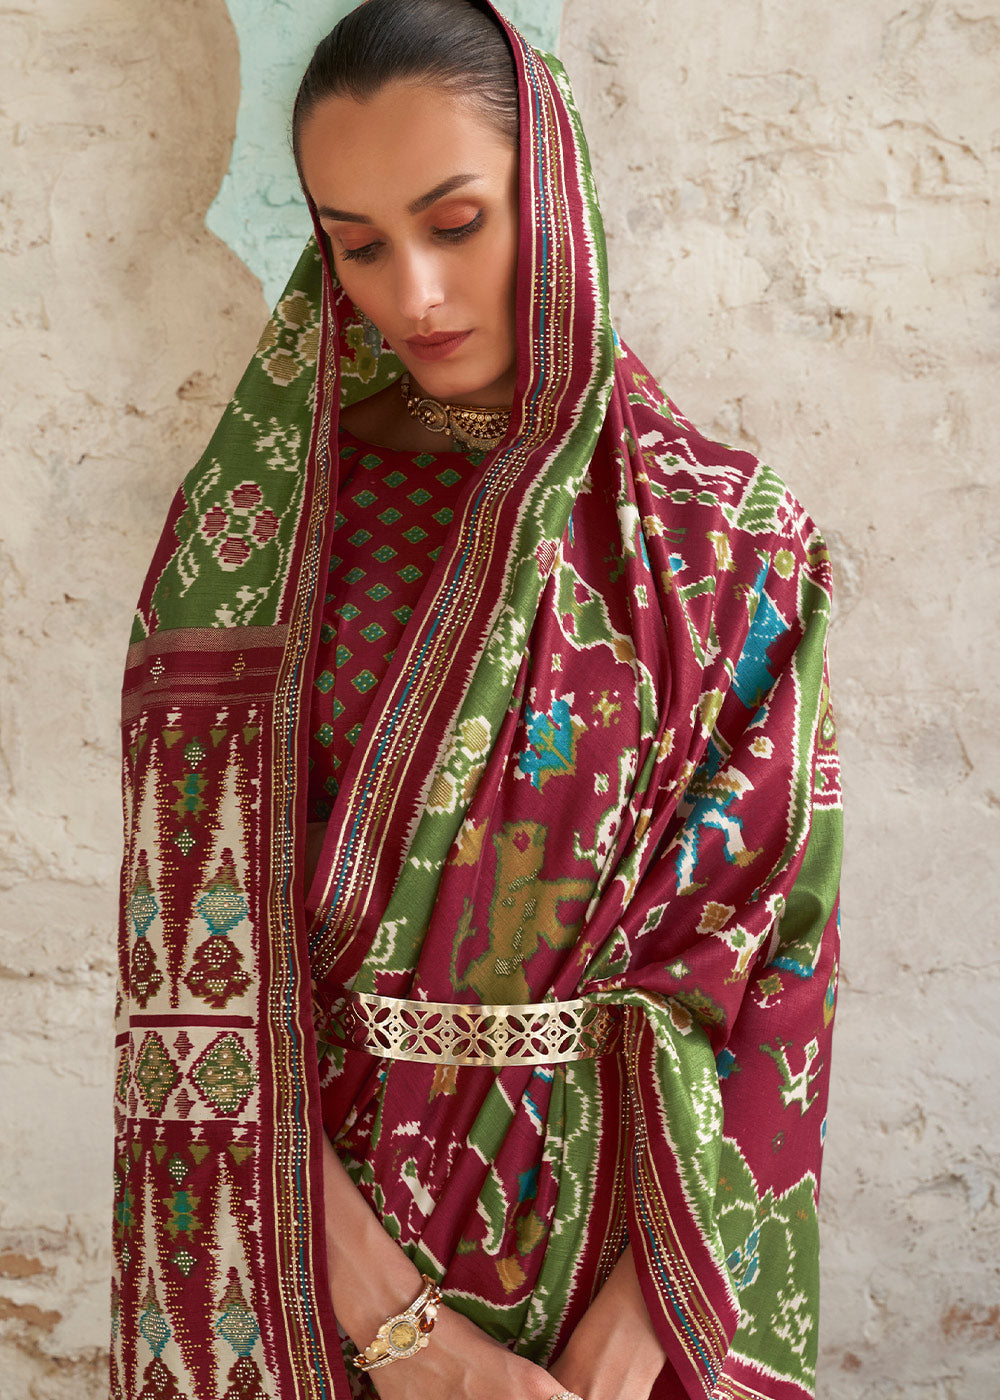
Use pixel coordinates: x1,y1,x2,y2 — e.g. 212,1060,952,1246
293,0,519,184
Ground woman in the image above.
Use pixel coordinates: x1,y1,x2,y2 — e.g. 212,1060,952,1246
112,3,841,1399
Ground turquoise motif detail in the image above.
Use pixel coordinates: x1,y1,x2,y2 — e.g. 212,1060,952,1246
518,698,583,790
726,1224,761,1290
732,561,790,708
138,1283,171,1357
196,882,248,938
128,884,158,939
216,1280,261,1357
674,741,762,892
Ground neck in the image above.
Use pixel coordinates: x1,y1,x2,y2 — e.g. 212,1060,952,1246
408,374,514,411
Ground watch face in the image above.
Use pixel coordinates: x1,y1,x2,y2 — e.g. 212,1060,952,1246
388,1320,419,1353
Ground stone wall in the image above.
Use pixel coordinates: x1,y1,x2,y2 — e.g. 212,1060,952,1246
1,0,997,1397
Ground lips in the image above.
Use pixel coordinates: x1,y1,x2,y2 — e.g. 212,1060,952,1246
405,330,473,362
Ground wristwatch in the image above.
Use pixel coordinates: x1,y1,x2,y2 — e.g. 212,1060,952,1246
352,1274,442,1373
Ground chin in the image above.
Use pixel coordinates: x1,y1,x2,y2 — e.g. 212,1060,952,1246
407,358,515,406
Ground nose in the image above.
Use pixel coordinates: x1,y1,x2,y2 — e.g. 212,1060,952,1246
394,246,445,326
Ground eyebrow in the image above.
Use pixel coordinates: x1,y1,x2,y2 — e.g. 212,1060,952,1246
314,173,482,224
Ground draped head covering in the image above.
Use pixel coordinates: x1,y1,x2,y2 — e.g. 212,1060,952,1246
113,5,841,1398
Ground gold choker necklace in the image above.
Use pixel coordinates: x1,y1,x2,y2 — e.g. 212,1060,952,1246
400,374,511,452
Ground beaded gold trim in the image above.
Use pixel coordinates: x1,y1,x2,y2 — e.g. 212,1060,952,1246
347,992,621,1067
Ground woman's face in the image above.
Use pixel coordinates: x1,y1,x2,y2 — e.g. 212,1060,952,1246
299,82,519,407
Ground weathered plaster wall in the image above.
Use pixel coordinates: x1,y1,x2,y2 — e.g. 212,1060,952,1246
1,0,998,1397
0,2,264,1395
560,1,1000,1395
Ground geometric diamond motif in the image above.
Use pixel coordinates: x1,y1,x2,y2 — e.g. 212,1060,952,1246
196,869,248,938
172,1249,198,1277
134,1032,179,1115
167,1153,190,1185
190,1033,256,1116
216,1267,261,1358
138,1275,171,1358
351,670,378,694
127,853,159,938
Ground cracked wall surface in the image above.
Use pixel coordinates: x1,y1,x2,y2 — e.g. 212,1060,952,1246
2,0,998,1397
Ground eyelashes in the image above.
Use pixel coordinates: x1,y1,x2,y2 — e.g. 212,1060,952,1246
434,210,484,243
339,211,485,265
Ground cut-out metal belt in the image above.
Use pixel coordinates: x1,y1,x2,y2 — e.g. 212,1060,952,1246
346,991,622,1068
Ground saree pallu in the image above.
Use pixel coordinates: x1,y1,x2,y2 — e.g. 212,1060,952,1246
112,7,841,1399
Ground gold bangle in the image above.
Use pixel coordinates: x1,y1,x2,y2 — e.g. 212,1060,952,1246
352,1274,442,1373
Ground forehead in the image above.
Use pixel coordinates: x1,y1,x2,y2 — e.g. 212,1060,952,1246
299,80,517,216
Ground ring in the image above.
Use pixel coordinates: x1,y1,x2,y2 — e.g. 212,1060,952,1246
550,1393,585,1400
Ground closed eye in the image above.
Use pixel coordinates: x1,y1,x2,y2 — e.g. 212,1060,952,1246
432,211,484,242
337,210,484,265
340,239,383,265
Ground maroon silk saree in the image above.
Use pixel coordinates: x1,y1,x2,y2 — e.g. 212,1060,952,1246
113,7,841,1398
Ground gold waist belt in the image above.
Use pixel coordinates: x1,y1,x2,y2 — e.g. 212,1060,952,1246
347,991,622,1068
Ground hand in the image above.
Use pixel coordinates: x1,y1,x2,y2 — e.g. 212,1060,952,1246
369,1303,559,1400
319,1136,558,1400
548,1247,665,1400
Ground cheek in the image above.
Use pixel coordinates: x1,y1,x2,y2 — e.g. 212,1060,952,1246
335,266,384,324
478,230,518,312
